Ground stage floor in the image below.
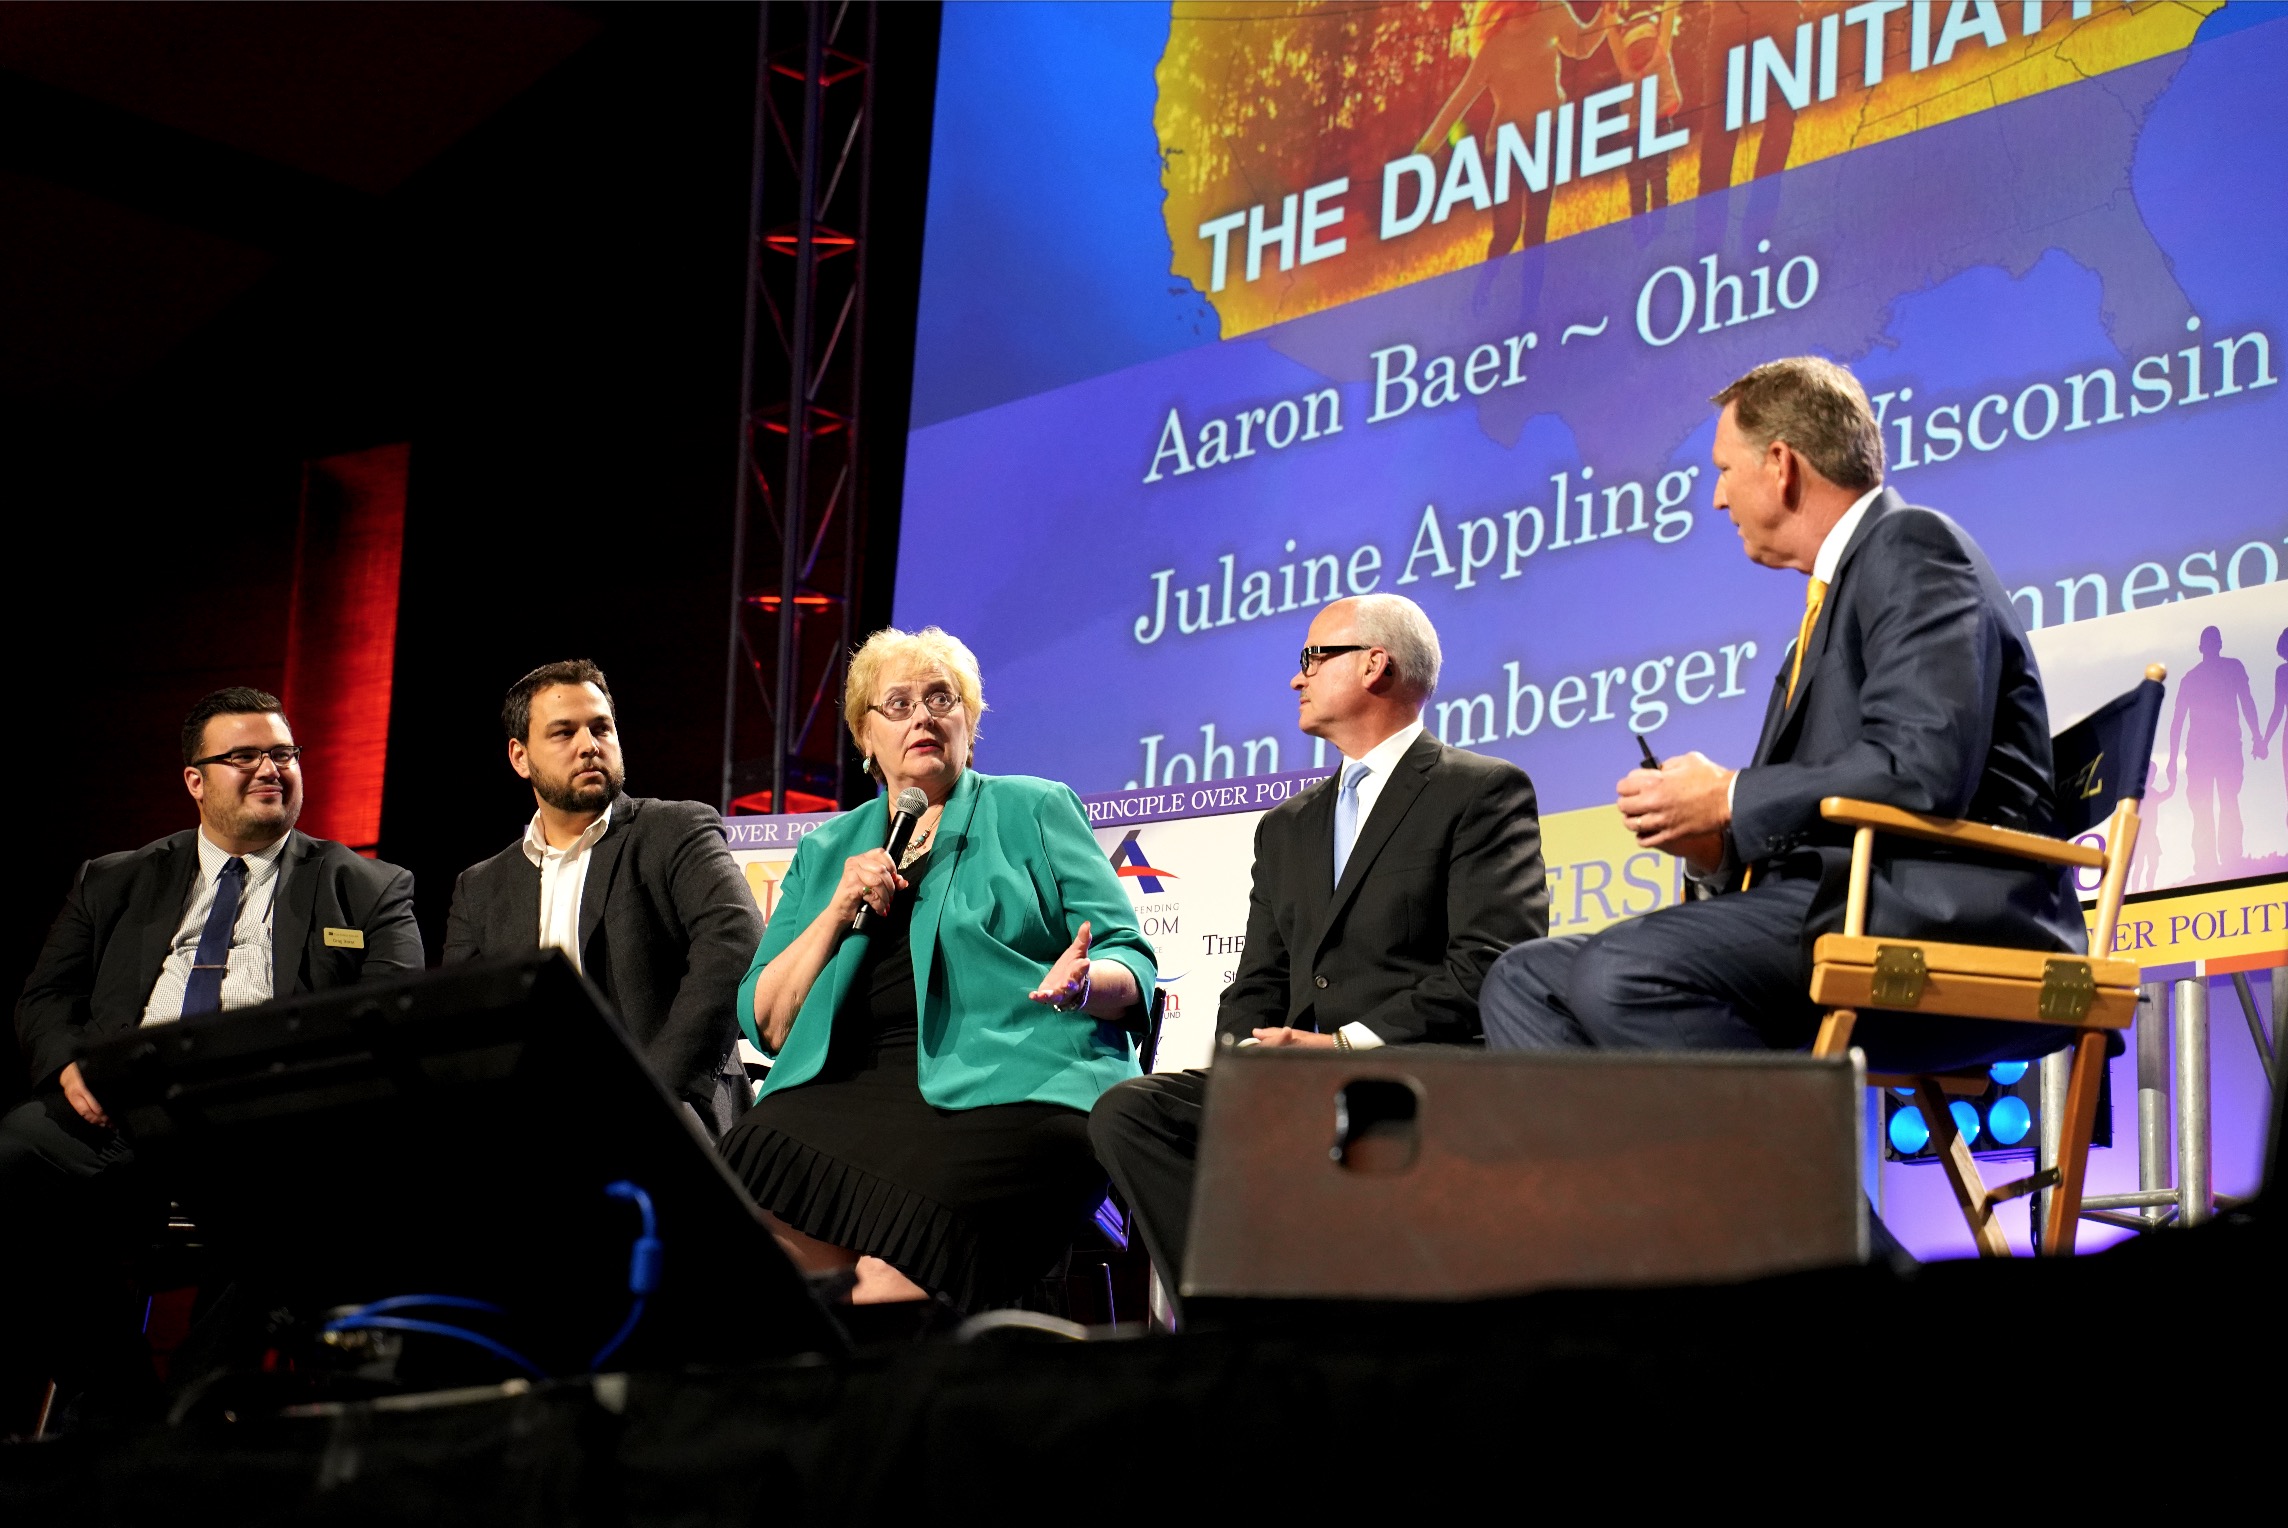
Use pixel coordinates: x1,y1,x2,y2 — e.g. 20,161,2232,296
4,1211,2275,1520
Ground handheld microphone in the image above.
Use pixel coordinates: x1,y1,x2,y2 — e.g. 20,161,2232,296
853,786,929,933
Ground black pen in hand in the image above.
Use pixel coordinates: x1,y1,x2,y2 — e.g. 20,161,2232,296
1635,733,1660,771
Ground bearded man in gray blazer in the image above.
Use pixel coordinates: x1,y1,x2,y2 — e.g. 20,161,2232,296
445,661,763,1134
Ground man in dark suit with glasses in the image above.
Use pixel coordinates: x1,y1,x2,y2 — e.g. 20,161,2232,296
5,686,422,1418
1089,595,1548,1311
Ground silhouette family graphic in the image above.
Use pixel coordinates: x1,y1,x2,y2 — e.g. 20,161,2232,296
2162,624,2278,882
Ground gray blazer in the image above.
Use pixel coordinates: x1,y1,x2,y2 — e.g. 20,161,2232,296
15,829,422,1090
444,796,764,1114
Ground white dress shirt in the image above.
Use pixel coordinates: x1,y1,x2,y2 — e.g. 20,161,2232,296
141,830,288,1025
1342,719,1425,843
1329,719,1425,1051
524,803,613,974
1811,485,1882,585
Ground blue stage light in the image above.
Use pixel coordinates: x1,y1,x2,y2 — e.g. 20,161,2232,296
1988,1095,2033,1145
1950,1099,1982,1145
1988,1061,2029,1086
1891,1086,1916,1099
1889,1106,1930,1154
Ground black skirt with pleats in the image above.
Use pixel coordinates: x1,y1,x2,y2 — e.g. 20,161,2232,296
718,855,1106,1311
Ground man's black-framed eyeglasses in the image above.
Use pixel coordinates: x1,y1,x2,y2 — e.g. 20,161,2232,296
869,690,961,723
191,745,305,771
1298,645,1368,677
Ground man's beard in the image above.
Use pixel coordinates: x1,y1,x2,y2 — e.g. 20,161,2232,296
535,761,625,814
221,787,300,842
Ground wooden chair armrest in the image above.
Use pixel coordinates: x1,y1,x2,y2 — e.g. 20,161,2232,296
1818,797,2104,870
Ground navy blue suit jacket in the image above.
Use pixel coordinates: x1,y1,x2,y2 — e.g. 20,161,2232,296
1729,488,2087,956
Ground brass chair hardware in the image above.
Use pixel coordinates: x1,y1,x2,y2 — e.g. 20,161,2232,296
2039,959,2096,1022
1868,945,1927,1007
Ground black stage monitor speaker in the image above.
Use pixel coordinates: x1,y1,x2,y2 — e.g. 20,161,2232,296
81,952,843,1373
1184,1048,1866,1306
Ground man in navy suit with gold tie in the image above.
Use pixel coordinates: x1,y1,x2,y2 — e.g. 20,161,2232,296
1480,356,2087,1073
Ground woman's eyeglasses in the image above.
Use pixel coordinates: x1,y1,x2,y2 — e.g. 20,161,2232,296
870,690,960,722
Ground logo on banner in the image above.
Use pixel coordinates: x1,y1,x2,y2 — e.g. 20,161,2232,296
740,859,792,924
1108,829,1178,895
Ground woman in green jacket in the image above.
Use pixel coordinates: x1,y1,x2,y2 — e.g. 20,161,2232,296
720,626,1157,1310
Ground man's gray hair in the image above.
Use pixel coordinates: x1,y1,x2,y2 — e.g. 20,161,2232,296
1351,593,1443,700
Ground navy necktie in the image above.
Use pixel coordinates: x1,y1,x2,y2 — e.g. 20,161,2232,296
181,857,248,1017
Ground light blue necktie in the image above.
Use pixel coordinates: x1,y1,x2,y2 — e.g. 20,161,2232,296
1332,760,1371,888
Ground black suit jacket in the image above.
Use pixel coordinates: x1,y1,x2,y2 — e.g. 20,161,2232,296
1219,732,1548,1046
15,830,422,1090
444,796,764,1108
1730,488,2085,953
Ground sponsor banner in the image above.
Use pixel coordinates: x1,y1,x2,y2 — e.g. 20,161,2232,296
1080,768,1334,827
2096,874,2288,980
1090,809,1263,1070
1539,800,1686,937
723,814,839,851
724,810,839,930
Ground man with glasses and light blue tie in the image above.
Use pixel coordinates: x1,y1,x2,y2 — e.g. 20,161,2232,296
1089,595,1548,1308
4,686,420,1420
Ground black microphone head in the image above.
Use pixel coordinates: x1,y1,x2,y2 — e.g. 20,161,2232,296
895,787,928,817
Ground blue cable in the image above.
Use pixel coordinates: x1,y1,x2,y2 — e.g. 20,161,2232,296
335,1294,506,1320
323,1315,548,1380
591,1180,661,1371
318,1181,660,1380
589,1297,648,1372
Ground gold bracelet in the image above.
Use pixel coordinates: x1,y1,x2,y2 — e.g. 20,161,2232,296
1333,1028,1352,1050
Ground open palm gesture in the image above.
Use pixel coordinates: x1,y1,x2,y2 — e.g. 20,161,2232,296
1028,921,1093,1012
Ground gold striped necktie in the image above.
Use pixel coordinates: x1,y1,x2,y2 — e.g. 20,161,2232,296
1742,576,1829,894
1786,577,1828,707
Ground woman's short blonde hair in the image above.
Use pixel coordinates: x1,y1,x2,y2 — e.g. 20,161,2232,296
843,625,987,757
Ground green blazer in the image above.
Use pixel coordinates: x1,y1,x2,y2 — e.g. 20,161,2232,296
737,769,1155,1113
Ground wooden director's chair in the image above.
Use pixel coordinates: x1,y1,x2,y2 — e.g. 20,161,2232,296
1808,665,2168,1258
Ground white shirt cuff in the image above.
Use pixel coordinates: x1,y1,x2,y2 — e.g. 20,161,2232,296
1338,1022,1385,1050
1681,770,1743,887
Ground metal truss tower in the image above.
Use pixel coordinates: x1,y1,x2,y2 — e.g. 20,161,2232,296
722,1,876,816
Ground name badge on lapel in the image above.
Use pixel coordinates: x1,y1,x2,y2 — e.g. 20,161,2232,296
323,927,366,950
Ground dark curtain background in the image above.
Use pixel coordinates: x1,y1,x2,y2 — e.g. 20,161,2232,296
0,5,941,1107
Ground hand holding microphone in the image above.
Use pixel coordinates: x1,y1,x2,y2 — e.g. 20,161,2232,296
850,787,930,933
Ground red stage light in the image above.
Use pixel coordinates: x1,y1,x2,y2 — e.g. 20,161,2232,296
728,789,837,816
282,443,408,857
